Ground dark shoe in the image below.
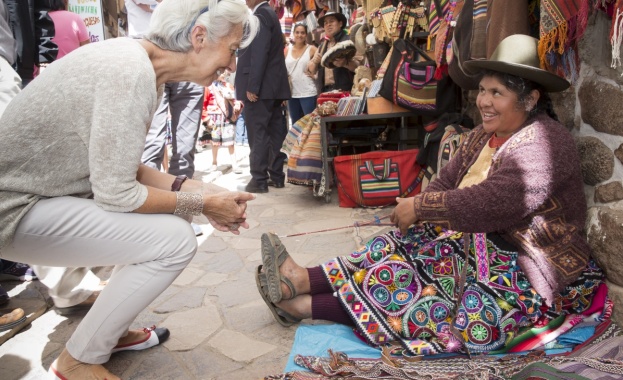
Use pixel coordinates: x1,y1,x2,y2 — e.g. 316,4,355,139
0,308,26,332
243,182,268,193
260,232,297,303
267,179,285,188
0,285,9,306
111,326,170,353
0,261,37,281
255,266,300,327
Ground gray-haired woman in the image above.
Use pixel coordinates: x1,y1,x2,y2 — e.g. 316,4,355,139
0,0,257,378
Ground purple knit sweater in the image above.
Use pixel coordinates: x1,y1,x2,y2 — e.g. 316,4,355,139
414,114,591,305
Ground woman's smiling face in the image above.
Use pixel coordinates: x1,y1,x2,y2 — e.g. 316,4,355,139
476,75,537,137
292,25,307,44
194,24,242,86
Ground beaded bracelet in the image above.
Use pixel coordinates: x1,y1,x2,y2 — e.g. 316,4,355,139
173,192,204,216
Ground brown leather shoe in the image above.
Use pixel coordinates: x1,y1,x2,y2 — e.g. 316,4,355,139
48,348,120,380
0,308,26,331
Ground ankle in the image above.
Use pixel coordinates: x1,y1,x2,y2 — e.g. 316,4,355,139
277,295,312,320
116,329,148,347
280,264,309,297
50,348,120,380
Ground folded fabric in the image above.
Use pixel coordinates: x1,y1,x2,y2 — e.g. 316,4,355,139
284,324,380,373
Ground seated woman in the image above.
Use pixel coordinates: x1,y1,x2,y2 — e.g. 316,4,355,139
256,34,605,356
0,0,257,379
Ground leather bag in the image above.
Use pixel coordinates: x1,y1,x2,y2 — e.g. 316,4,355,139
333,149,424,208
378,39,458,116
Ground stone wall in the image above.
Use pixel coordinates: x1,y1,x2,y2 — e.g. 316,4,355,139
558,11,623,324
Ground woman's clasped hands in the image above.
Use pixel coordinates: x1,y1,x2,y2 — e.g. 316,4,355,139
201,186,255,235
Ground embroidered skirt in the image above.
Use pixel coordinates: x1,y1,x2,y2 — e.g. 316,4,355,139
211,122,235,147
321,224,604,356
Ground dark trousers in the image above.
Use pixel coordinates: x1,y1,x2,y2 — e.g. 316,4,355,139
243,99,288,185
142,82,204,178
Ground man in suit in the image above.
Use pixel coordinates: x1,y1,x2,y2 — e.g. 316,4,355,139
235,0,290,193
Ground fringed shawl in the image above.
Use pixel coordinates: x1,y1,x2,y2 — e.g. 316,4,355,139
538,0,590,81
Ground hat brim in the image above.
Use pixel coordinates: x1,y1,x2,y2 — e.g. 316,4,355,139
463,60,570,92
318,12,348,28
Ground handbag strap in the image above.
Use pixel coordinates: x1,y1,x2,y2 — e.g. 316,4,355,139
396,38,435,63
287,45,309,76
364,159,392,181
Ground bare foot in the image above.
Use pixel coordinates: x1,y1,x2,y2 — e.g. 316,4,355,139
276,294,313,320
115,329,149,347
49,348,120,380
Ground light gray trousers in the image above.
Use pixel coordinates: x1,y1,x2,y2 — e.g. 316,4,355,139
1,196,197,363
31,265,101,308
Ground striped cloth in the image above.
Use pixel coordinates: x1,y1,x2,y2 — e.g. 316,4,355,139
282,112,324,186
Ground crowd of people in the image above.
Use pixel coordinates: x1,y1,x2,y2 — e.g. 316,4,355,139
0,0,607,379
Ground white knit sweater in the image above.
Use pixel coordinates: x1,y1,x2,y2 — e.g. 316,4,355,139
0,38,161,249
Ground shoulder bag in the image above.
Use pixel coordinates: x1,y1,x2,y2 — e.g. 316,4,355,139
378,39,459,116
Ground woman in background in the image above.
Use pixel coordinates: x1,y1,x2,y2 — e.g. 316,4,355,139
284,22,317,124
47,0,90,59
205,71,243,173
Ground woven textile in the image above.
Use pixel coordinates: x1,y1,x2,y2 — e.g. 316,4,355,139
282,112,323,186
320,224,605,356
538,0,590,78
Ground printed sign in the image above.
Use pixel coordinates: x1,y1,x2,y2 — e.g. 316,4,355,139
67,0,105,42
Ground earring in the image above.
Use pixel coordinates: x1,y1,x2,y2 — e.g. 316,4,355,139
216,69,223,76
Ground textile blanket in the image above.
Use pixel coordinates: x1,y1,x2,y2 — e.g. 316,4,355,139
538,0,590,79
282,112,323,186
270,311,622,379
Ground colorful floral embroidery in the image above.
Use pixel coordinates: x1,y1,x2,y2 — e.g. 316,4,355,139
322,225,604,356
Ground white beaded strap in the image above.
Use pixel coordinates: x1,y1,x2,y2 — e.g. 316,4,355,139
174,192,203,216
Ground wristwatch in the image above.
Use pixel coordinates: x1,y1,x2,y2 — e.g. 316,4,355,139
171,175,188,192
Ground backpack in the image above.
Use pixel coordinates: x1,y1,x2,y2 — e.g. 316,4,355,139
417,113,472,191
437,124,470,179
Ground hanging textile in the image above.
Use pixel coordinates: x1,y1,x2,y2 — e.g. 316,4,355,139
538,0,590,81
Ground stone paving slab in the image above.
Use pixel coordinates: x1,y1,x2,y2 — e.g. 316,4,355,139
0,147,383,379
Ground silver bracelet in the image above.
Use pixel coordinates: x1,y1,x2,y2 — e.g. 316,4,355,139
174,191,204,216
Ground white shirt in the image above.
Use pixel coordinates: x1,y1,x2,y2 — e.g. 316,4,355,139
286,45,318,98
125,0,159,38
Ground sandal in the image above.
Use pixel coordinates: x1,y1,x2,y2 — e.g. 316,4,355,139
261,232,297,303
255,265,301,327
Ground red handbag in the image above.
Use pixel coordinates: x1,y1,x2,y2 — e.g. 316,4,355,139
333,149,424,208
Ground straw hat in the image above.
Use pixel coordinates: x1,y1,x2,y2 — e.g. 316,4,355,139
463,34,570,92
317,11,348,28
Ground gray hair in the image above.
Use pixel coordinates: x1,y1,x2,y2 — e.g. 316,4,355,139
146,0,258,52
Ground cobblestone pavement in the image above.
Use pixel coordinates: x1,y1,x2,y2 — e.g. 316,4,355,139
0,146,392,379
